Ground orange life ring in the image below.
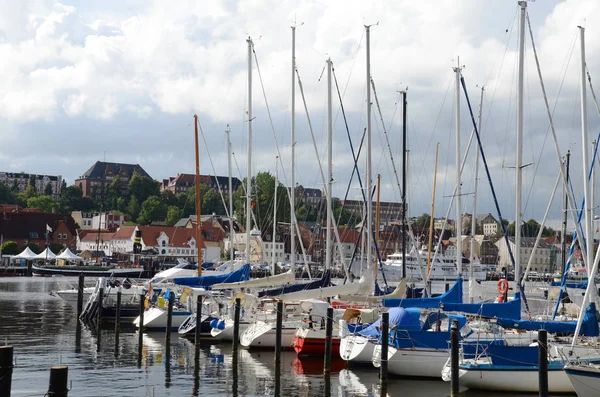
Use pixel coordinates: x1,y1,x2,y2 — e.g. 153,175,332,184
497,279,509,295
497,295,505,303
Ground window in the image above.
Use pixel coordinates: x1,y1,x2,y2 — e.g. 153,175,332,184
162,240,166,247
161,249,166,254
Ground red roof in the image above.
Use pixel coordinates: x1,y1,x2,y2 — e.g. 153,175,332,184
110,225,206,248
80,231,115,242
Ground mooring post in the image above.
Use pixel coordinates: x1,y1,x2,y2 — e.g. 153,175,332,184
195,294,202,348
96,284,104,325
233,298,241,350
76,274,84,319
166,292,175,346
137,292,145,367
538,329,548,397
380,311,389,382
115,288,121,357
450,319,459,397
275,301,283,365
0,346,13,397
48,365,69,397
324,307,334,374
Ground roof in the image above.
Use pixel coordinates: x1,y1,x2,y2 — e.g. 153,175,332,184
506,237,552,249
0,212,77,240
110,225,206,248
80,231,115,242
338,228,361,244
78,161,151,180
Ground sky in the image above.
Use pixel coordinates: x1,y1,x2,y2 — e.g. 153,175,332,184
1,0,600,228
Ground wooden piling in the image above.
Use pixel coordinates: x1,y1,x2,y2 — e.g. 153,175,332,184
538,329,548,397
48,365,69,397
0,346,13,397
275,301,283,366
380,312,389,382
450,319,459,397
96,285,104,325
76,274,84,319
166,292,175,345
115,289,121,357
324,307,333,374
233,298,241,349
195,294,202,348
137,292,145,367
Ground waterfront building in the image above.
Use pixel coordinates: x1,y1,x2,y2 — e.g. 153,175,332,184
0,209,77,252
71,211,128,231
0,171,63,201
495,236,552,273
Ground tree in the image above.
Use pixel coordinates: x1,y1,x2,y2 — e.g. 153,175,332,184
202,188,222,215
127,196,141,221
44,182,53,196
414,213,431,229
26,243,40,254
28,174,37,189
137,195,167,225
49,243,64,254
59,185,84,212
0,182,17,204
160,190,178,207
166,206,181,226
128,172,160,204
116,197,126,213
106,174,121,210
27,195,59,213
0,241,18,255
79,197,96,212
10,179,19,193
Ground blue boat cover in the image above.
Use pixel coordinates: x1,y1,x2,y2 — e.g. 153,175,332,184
257,270,331,297
495,303,599,336
173,264,251,288
441,292,521,320
390,313,468,350
485,345,539,366
383,278,463,308
359,307,421,338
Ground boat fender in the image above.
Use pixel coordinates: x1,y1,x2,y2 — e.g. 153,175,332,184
217,320,225,330
210,319,219,329
497,279,509,295
122,278,132,289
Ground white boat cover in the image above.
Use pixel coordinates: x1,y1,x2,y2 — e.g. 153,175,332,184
338,278,407,303
33,248,56,260
211,269,295,290
299,299,331,318
12,247,38,260
278,271,373,301
55,248,83,261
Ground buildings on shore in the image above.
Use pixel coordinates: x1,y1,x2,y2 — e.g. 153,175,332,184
0,171,63,201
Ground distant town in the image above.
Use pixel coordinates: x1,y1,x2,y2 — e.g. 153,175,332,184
0,160,578,274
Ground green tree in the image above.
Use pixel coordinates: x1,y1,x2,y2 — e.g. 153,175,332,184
127,196,140,221
10,179,19,193
21,184,39,201
28,174,37,188
27,195,59,213
106,174,121,210
79,196,96,212
44,182,53,196
160,190,178,207
137,195,167,225
414,213,431,229
49,243,64,254
26,243,40,254
166,206,181,226
59,185,83,212
202,188,222,215
116,197,126,213
0,182,17,204
0,240,18,255
128,172,160,204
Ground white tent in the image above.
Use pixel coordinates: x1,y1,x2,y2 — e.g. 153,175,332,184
12,247,38,260
55,248,83,261
34,248,56,260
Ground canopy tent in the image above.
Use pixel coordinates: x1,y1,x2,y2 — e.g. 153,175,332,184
34,248,56,260
12,247,38,260
55,248,83,261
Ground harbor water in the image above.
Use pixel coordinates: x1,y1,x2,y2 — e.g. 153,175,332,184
0,278,571,396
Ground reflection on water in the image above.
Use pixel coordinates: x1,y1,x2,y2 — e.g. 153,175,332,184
0,278,569,397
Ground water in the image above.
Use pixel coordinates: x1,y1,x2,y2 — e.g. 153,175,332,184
0,278,566,396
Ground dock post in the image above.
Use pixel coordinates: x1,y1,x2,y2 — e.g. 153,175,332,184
195,295,202,348
137,292,145,367
76,274,84,319
380,312,389,382
324,307,333,374
538,329,548,397
115,289,121,357
48,365,69,397
233,298,241,349
166,292,174,345
96,284,104,325
275,301,283,366
0,346,13,397
450,319,459,397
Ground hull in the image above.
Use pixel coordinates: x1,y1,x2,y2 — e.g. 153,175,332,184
339,335,376,363
293,328,340,356
133,307,191,331
379,346,449,378
177,314,217,337
239,321,298,349
210,320,250,342
565,364,600,397
33,264,144,278
56,285,143,309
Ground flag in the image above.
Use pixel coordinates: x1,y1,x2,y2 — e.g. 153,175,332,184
46,224,53,233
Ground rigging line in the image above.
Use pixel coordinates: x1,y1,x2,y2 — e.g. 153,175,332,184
231,151,258,230
586,65,600,117
526,14,587,258
251,46,312,271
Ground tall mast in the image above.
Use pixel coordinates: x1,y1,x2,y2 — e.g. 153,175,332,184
454,59,463,276
326,58,333,271
227,125,234,261
246,37,253,263
194,115,203,276
366,25,373,277
469,86,484,302
427,143,440,279
290,26,296,270
580,26,593,280
401,90,407,280
272,157,278,275
376,174,381,242
561,151,570,276
515,1,527,284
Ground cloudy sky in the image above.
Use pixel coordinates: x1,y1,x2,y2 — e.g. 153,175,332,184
1,0,600,227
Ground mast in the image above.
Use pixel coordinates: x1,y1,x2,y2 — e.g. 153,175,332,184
194,115,203,276
454,59,463,276
290,26,296,271
561,151,570,276
469,86,484,302
326,58,333,271
515,1,526,284
427,143,440,279
376,174,381,242
246,37,253,263
227,125,234,261
580,25,593,280
272,157,278,275
366,25,373,277
401,90,407,280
